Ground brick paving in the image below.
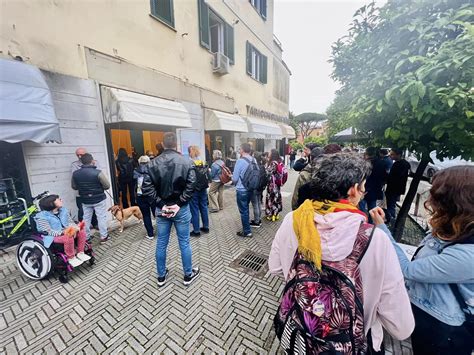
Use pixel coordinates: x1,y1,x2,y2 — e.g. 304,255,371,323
0,171,411,354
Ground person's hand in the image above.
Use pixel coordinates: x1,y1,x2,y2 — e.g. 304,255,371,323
369,207,386,226
163,204,180,218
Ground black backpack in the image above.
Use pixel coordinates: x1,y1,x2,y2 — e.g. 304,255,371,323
258,165,269,192
195,165,210,191
241,157,261,191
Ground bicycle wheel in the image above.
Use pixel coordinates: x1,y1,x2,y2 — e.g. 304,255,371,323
16,238,53,280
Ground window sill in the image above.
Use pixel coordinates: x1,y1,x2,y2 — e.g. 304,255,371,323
247,72,266,85
149,14,177,32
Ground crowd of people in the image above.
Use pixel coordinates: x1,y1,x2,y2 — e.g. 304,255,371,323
30,133,473,354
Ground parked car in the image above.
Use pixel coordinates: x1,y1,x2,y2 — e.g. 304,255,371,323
407,151,473,181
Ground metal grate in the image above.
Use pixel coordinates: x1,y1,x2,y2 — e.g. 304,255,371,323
230,250,268,278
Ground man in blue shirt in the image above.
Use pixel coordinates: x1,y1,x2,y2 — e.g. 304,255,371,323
232,143,254,238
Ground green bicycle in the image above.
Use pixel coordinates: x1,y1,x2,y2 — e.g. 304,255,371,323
0,191,49,243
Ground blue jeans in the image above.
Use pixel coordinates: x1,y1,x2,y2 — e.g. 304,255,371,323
155,204,192,278
385,192,399,223
189,189,209,233
251,190,262,223
236,190,252,235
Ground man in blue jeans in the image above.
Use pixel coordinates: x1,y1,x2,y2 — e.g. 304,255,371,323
232,143,254,238
142,132,200,287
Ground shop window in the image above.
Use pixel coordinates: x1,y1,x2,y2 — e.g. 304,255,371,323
246,41,267,84
150,0,175,28
249,0,267,19
198,0,235,64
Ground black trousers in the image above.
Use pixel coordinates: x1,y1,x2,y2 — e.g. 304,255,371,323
119,180,136,208
76,196,97,227
136,196,155,238
411,305,472,355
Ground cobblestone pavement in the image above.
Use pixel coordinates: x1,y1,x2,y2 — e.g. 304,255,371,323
0,171,411,354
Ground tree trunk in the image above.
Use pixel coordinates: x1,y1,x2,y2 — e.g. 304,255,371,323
393,158,429,241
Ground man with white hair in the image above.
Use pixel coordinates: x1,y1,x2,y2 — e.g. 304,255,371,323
71,147,100,227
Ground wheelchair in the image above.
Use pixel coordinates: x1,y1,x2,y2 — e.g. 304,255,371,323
16,233,95,283
1,180,95,283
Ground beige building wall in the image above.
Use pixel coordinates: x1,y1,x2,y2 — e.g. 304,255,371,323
0,0,289,117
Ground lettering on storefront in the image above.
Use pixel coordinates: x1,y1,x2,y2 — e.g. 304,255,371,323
246,105,289,123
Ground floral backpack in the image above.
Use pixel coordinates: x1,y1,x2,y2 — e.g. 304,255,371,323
274,223,375,354
275,161,288,187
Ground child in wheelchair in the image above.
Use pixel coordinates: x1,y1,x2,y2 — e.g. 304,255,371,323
34,194,91,268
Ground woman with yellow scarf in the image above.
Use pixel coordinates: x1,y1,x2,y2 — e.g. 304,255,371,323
269,153,414,354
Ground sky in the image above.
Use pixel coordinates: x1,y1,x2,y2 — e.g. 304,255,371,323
274,0,386,115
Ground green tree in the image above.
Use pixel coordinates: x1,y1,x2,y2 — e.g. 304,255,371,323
292,112,328,140
326,93,354,138
331,0,474,240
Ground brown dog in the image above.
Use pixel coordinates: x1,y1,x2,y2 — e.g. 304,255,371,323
108,205,143,232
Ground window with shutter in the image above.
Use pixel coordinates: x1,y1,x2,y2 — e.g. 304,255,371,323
249,0,267,20
150,0,175,28
198,0,234,65
246,42,267,84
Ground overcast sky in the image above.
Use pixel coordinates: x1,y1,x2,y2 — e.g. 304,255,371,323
274,0,386,115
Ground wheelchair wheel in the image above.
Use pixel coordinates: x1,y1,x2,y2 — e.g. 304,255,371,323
16,238,53,280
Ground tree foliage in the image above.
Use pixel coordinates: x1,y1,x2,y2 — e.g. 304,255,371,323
331,0,474,160
291,112,328,140
330,0,474,239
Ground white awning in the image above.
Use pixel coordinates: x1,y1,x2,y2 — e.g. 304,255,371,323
204,109,248,132
0,59,61,143
279,123,296,138
101,86,192,127
245,117,284,139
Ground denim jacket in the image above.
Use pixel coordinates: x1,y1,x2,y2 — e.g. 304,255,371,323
34,208,71,248
379,224,474,326
210,159,224,182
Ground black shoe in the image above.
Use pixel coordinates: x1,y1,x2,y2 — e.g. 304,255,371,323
183,267,200,286
237,231,253,238
157,269,169,287
190,231,201,237
200,227,209,233
250,220,262,228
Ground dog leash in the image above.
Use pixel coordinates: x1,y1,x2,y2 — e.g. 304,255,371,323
105,190,117,205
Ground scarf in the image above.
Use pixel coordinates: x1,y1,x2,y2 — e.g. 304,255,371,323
292,199,367,270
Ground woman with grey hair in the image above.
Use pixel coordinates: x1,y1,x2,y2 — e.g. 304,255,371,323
269,153,414,353
208,150,225,212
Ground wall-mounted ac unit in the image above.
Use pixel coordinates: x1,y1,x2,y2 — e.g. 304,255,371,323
212,52,230,75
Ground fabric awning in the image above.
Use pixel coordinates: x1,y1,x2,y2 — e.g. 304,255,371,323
204,109,248,132
0,58,61,143
245,117,283,139
279,123,296,138
101,86,192,127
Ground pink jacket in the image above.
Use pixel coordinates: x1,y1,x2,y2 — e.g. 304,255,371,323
268,211,414,351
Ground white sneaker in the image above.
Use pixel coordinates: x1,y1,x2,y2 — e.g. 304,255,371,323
68,257,84,268
76,252,91,262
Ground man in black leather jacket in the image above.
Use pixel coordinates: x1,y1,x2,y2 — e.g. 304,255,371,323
141,132,200,287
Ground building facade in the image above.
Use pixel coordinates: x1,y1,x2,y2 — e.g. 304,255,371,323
0,0,292,218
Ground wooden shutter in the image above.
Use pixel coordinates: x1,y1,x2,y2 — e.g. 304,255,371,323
224,23,234,64
260,0,267,19
151,0,174,27
198,0,210,49
260,54,267,83
246,41,252,75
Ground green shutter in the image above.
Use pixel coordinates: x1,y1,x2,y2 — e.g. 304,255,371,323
198,0,210,49
260,55,267,83
246,41,252,75
260,0,267,19
151,0,175,27
224,23,234,64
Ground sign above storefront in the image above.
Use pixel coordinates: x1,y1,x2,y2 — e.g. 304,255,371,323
246,105,289,123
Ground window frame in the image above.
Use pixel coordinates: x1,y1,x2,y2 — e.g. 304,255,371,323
150,0,176,30
246,42,267,84
249,0,267,20
209,9,225,54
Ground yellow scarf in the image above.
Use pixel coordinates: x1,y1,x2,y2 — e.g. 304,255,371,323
292,199,362,270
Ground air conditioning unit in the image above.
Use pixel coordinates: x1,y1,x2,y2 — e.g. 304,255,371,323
212,52,230,75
